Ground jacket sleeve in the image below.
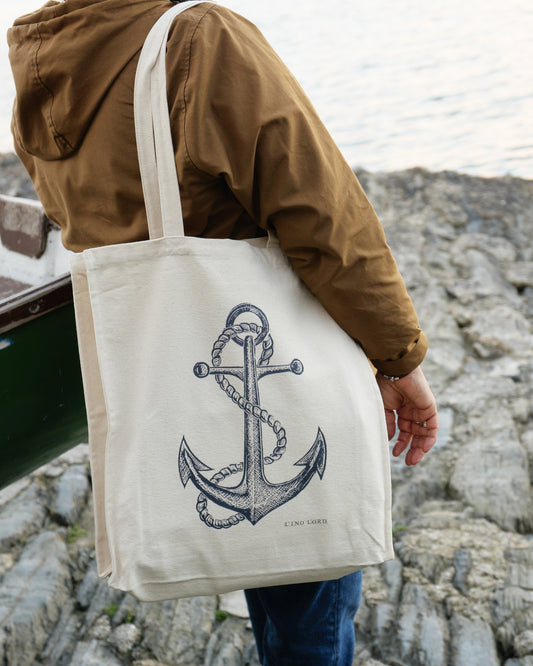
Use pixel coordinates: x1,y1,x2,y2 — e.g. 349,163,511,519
167,5,427,377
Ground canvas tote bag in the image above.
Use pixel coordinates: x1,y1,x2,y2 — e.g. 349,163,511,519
69,0,393,602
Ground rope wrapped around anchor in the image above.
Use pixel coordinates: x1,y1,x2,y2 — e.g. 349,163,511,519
195,321,288,529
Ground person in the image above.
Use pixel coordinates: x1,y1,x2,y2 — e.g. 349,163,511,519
8,1,438,663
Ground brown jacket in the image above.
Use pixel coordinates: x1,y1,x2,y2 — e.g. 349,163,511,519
8,0,427,376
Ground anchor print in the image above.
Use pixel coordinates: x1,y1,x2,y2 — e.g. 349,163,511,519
178,303,327,528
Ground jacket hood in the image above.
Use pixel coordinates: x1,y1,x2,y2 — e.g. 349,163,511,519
8,0,173,160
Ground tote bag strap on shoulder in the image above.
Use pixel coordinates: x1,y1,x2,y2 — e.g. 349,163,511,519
134,1,210,240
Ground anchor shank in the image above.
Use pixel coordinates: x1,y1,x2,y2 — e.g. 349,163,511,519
243,334,264,523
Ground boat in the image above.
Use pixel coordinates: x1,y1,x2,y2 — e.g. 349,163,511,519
0,194,87,490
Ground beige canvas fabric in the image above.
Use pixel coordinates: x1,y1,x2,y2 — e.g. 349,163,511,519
70,1,393,602
70,262,111,576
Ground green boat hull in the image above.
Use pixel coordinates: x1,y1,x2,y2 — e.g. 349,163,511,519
0,301,87,489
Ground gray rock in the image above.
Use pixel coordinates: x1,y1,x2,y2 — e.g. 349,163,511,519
524,287,533,318
0,628,6,665
41,599,83,666
447,249,521,306
441,374,520,416
506,262,533,288
505,659,533,666
112,593,140,627
107,622,141,656
219,590,249,619
452,232,518,264
139,596,217,665
522,430,533,484
505,547,533,591
109,623,141,658
487,356,526,380
449,613,499,666
492,585,533,652
89,614,112,640
0,153,38,199
449,436,532,532
55,443,90,466
390,447,450,524
515,630,533,657
0,477,31,509
492,546,533,654
397,540,449,582
77,559,101,610
381,558,403,604
423,338,466,389
353,595,373,647
243,639,262,666
0,483,47,549
452,548,472,595
204,617,251,666
69,640,124,666
465,304,533,359
370,601,397,648
433,407,454,450
84,581,126,631
50,464,91,526
411,285,466,387
0,553,14,576
0,532,71,666
32,444,89,480
394,258,434,292
395,584,449,666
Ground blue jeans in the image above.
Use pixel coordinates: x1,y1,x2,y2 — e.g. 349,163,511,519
244,571,363,665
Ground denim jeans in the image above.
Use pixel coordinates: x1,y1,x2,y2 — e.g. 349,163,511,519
244,571,363,665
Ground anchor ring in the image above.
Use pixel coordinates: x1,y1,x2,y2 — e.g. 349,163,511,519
226,303,269,347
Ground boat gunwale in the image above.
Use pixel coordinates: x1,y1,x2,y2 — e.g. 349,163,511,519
0,273,73,334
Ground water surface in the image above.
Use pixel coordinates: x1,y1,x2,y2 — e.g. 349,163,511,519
2,0,532,177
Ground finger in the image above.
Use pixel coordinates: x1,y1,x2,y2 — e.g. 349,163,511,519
397,417,438,448
392,439,410,457
385,409,397,441
406,445,425,466
394,429,436,464
406,431,437,464
397,412,438,432
411,430,438,454
392,428,412,457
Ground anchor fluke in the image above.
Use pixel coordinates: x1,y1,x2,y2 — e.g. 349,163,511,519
294,428,327,479
178,437,212,487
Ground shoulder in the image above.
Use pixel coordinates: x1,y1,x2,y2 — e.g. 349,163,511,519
167,3,259,36
166,3,274,61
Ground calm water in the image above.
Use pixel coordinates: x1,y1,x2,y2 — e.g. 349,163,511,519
2,0,532,178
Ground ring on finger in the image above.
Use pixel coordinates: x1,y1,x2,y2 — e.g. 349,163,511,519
415,421,428,428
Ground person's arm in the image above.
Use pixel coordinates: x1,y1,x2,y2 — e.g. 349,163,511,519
169,5,425,374
167,5,438,462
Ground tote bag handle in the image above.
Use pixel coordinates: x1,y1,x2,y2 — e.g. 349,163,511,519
134,1,209,240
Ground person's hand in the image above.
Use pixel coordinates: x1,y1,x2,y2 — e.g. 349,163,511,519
375,366,438,466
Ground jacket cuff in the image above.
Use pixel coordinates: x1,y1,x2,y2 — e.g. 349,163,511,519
371,331,428,378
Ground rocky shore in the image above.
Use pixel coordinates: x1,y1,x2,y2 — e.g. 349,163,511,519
1,154,533,665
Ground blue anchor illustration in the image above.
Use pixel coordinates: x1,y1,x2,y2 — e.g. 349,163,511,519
178,303,327,527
